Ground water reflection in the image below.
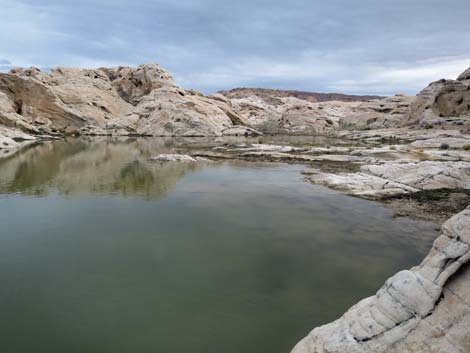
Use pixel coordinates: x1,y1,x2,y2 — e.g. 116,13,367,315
0,137,203,199
0,137,438,353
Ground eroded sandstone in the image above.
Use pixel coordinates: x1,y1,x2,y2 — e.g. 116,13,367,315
291,207,470,353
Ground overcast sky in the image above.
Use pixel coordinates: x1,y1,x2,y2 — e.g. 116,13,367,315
1,0,469,95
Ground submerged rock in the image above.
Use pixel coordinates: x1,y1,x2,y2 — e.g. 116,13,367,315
150,154,208,163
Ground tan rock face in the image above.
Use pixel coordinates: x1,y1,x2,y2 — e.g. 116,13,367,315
103,86,236,136
0,64,246,137
2,64,469,137
100,64,176,105
339,94,415,130
227,92,415,133
0,67,132,133
228,94,360,134
405,67,470,129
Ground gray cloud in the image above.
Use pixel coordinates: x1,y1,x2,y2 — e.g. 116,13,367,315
1,0,469,94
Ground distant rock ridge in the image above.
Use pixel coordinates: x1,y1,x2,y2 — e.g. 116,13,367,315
219,87,385,103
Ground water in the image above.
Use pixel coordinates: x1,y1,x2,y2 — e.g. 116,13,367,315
0,138,438,353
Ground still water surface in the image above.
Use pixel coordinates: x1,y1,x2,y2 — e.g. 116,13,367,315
0,138,438,353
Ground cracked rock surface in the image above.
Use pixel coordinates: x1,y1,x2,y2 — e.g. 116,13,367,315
306,161,470,199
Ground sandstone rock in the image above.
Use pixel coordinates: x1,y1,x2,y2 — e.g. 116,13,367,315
220,88,384,103
228,95,356,134
306,161,470,199
339,94,414,130
410,136,470,149
218,143,305,153
291,207,470,353
107,86,235,136
228,91,415,133
0,66,132,133
334,127,466,144
0,126,37,159
150,154,208,162
0,64,249,137
0,134,18,149
221,126,263,136
100,64,176,104
405,67,470,129
457,67,470,81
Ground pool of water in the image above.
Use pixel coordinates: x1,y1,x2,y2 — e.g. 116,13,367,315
0,138,438,353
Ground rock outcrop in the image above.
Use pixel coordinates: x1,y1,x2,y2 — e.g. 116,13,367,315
306,161,470,199
2,64,469,137
0,67,132,133
291,207,470,353
227,94,359,133
0,64,247,137
339,94,415,130
405,67,470,130
226,91,415,134
222,67,470,133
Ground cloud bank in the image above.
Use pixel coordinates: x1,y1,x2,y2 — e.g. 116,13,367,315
1,0,469,94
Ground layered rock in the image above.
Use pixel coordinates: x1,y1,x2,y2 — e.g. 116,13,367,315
291,207,470,353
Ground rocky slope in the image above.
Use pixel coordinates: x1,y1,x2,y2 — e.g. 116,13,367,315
405,68,470,131
223,90,416,134
0,64,256,141
1,64,470,142
221,67,470,134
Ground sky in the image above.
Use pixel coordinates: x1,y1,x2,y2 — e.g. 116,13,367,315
1,0,470,95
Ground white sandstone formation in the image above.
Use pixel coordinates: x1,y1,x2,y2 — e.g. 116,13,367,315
307,161,470,199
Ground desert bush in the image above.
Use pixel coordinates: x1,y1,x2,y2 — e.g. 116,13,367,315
440,143,450,150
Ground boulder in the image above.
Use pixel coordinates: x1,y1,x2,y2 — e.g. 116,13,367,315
405,67,470,128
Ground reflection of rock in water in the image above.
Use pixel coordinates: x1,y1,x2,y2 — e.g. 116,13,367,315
0,137,202,200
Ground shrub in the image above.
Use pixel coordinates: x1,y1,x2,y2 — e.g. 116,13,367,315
463,144,470,151
440,143,450,150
